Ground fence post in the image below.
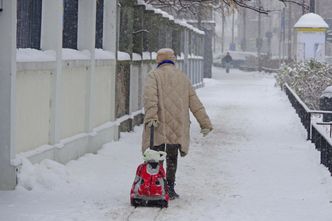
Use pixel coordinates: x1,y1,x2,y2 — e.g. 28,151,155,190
103,0,117,122
307,113,311,140
328,142,332,174
41,0,63,145
78,0,97,133
321,138,327,166
0,0,17,190
319,87,332,122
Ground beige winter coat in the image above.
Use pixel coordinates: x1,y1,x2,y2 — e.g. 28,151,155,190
142,63,213,155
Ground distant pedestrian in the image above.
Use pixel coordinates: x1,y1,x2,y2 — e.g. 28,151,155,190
222,52,233,73
142,48,213,200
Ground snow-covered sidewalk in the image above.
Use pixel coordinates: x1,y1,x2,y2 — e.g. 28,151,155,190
1,67,332,221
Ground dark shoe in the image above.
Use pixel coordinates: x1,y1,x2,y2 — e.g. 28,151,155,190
168,183,180,200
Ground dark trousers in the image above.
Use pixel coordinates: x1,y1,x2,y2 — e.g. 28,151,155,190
151,144,179,184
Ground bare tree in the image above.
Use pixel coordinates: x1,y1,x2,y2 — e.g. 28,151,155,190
145,0,309,15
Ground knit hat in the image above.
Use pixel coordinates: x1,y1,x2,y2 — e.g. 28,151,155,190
156,48,176,64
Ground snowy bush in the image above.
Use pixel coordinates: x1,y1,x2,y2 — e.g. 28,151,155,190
275,60,332,109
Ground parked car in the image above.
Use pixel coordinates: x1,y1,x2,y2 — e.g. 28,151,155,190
213,51,257,69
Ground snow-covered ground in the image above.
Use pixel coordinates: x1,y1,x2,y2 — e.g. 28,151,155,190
1,67,332,221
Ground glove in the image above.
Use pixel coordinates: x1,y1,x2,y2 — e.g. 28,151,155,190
200,128,212,137
146,119,159,128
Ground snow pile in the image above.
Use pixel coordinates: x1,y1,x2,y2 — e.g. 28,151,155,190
17,158,71,191
294,13,329,28
16,48,56,62
275,60,332,109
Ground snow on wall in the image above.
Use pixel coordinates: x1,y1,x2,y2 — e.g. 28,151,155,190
95,49,115,60
151,52,157,60
62,49,90,60
16,48,56,62
142,52,151,60
117,51,131,61
132,53,142,61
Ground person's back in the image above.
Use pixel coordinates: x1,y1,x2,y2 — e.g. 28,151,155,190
143,60,195,152
223,52,233,73
223,52,233,63
142,48,213,200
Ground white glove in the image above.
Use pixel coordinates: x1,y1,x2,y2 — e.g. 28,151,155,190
200,128,212,137
146,119,159,128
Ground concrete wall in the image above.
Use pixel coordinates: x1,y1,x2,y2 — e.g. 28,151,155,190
93,61,115,128
16,67,51,153
15,57,118,161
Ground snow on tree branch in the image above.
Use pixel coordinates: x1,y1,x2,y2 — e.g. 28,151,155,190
145,0,307,15
276,61,332,109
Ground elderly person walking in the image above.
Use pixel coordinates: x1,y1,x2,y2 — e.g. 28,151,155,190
142,48,213,200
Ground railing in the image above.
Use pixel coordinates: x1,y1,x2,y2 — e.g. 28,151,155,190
311,123,332,174
284,84,312,140
284,83,332,175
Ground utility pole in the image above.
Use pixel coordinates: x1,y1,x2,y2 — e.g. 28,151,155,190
267,15,272,58
282,7,286,61
242,8,247,51
230,11,235,50
310,0,315,13
221,12,225,53
257,0,262,71
288,3,292,61
279,11,282,64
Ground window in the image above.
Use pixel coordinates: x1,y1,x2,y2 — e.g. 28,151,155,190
17,0,42,49
63,0,78,49
95,0,104,49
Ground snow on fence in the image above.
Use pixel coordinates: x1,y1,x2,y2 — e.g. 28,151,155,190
284,84,332,175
